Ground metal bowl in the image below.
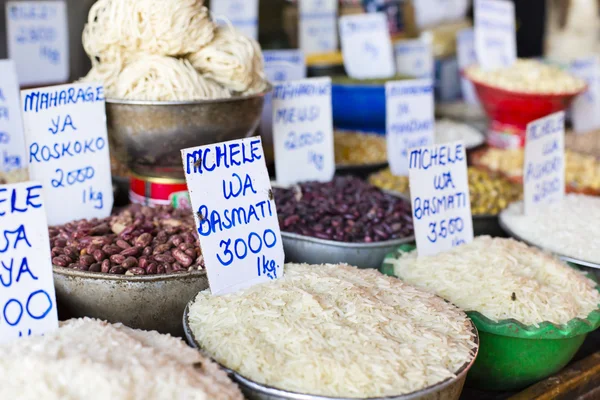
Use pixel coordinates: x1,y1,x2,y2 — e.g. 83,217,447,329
106,87,270,179
53,266,208,337
183,305,479,400
281,232,414,269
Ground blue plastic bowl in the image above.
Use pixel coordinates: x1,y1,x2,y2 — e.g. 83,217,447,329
332,84,386,133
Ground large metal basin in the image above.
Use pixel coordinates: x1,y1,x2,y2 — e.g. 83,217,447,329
53,266,208,337
106,87,270,179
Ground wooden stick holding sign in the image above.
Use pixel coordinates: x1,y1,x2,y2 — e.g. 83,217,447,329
408,141,474,257
181,137,285,295
21,82,114,226
0,182,58,344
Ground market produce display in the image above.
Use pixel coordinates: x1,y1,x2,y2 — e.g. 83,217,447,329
369,167,521,215
0,169,28,184
50,204,203,275
465,59,586,94
273,176,413,242
80,0,266,101
333,121,483,167
386,236,600,326
188,263,477,398
501,194,600,264
0,318,242,400
475,147,600,194
334,130,387,166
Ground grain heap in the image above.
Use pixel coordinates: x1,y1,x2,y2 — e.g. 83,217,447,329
465,59,585,94
435,119,484,149
0,318,243,400
334,130,387,166
386,236,600,326
501,195,600,264
188,263,477,398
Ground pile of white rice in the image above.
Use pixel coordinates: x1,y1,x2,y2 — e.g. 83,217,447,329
387,236,600,327
0,318,242,400
501,194,600,264
435,119,484,149
188,263,477,398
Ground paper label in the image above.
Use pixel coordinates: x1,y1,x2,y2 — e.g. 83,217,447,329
211,0,259,40
413,0,469,29
456,28,480,105
299,0,338,55
260,50,307,154
386,79,435,176
272,77,334,186
21,82,114,226
0,181,58,344
394,39,434,79
339,13,396,79
408,141,474,256
5,1,69,86
181,137,285,295
523,111,565,215
0,60,27,173
570,56,600,134
474,0,516,70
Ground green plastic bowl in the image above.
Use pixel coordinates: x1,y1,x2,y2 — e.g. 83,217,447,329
381,245,600,391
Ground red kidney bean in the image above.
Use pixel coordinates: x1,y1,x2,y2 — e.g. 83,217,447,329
273,177,413,243
52,257,68,267
146,263,158,275
116,239,131,249
157,264,167,274
89,263,102,272
101,259,111,273
126,267,146,276
109,266,126,274
173,249,193,267
110,254,126,265
134,233,152,247
120,246,141,257
80,255,96,267
138,257,148,270
122,257,138,269
102,245,121,256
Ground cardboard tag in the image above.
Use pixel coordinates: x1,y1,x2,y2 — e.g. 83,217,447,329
408,141,474,256
386,79,435,176
260,50,307,157
21,82,114,226
394,39,434,79
570,56,600,134
5,1,69,86
211,0,259,40
0,60,27,173
413,0,470,29
181,137,285,295
0,181,58,344
523,111,565,214
339,13,396,79
299,0,338,55
456,28,480,105
474,0,516,70
272,77,334,186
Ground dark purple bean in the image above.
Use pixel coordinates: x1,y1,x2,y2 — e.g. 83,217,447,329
126,267,146,276
121,257,137,269
116,239,131,249
120,246,141,257
154,254,175,263
109,266,126,274
80,255,96,266
102,245,121,256
146,263,158,275
89,263,102,272
157,264,167,274
101,259,111,273
52,257,68,267
142,246,153,256
138,257,148,270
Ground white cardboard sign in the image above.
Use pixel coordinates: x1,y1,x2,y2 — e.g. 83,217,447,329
0,181,58,344
413,0,469,29
21,82,114,226
394,39,434,79
523,111,565,215
456,28,480,105
299,0,338,55
339,13,396,79
260,50,307,153
474,0,516,70
272,77,334,186
5,1,69,86
181,137,285,295
408,141,474,257
386,79,435,177
570,56,600,134
211,0,259,40
0,60,27,173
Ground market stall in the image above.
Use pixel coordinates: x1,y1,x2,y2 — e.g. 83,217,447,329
0,0,599,399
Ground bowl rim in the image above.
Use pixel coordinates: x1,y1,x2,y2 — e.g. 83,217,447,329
381,244,600,339
280,230,415,249
463,70,587,99
105,84,272,106
182,302,480,400
53,265,207,282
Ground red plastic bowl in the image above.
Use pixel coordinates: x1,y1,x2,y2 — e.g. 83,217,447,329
466,74,585,147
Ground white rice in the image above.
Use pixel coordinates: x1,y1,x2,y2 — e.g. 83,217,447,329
501,194,600,264
435,119,485,149
188,263,477,398
0,318,243,400
387,236,600,327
